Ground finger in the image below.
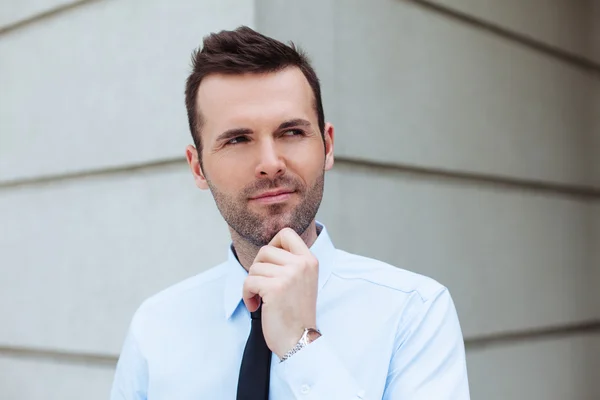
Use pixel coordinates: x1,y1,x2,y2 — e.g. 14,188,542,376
245,295,261,313
254,245,298,266
242,275,270,312
248,262,285,277
268,227,311,256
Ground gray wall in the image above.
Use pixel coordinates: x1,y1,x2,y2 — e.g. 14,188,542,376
0,1,598,399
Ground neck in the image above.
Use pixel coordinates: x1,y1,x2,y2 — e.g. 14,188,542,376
231,220,319,271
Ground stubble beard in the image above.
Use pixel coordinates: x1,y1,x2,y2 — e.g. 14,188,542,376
207,172,325,247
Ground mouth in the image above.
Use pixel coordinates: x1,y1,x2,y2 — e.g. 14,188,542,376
249,189,295,204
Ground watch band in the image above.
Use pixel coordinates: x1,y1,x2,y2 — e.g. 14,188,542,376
279,328,321,363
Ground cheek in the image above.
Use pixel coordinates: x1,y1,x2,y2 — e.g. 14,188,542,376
204,155,252,191
285,143,325,181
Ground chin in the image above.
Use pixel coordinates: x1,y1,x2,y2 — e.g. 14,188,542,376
263,215,292,230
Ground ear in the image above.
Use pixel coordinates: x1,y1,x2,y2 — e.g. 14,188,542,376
323,122,335,171
185,145,209,190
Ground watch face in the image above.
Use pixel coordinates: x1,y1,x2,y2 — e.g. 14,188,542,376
306,329,321,343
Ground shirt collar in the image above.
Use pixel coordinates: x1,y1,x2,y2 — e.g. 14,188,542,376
223,222,335,319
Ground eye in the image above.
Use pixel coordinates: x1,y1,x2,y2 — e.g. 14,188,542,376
282,129,305,137
227,136,249,145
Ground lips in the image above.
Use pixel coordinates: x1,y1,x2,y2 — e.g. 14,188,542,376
250,189,294,200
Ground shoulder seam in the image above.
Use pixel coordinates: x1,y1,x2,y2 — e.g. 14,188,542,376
330,271,430,302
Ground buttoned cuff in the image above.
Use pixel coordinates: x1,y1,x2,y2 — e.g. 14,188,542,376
274,335,366,399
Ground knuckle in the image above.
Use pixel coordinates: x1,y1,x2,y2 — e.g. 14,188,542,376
256,246,269,259
281,227,295,236
305,254,318,270
298,260,309,272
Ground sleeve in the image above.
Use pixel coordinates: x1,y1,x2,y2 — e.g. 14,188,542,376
383,288,470,399
275,335,367,399
110,326,149,400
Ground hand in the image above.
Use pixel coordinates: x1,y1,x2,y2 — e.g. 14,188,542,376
242,228,319,358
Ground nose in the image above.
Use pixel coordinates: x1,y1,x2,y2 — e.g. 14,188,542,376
255,139,286,179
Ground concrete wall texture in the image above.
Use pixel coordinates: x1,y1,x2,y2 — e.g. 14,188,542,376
0,0,598,399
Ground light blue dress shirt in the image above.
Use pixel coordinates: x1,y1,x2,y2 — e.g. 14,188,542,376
111,223,470,399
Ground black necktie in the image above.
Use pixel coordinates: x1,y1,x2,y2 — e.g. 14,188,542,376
237,304,272,400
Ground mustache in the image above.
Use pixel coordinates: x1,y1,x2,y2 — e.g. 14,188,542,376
242,175,302,198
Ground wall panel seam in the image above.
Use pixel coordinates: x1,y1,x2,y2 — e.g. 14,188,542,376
0,0,104,36
465,319,600,350
405,0,600,76
1,156,599,200
1,319,598,366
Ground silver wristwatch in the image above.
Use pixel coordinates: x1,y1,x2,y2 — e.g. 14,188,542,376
279,328,322,363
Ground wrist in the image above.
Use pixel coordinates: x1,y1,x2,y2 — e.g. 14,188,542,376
279,328,321,362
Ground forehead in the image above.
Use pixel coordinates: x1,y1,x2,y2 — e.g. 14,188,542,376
196,67,316,136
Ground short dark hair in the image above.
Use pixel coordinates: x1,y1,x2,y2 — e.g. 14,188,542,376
184,26,325,156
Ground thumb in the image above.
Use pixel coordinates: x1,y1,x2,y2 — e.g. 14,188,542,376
243,294,261,313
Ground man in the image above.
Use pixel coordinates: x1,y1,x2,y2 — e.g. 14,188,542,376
111,26,470,399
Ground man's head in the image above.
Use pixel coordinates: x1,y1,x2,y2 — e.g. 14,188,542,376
184,26,334,247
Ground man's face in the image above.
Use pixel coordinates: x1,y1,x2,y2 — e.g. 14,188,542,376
186,67,334,246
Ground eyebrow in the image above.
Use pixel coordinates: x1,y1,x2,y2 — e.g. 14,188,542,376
277,118,311,130
215,119,312,143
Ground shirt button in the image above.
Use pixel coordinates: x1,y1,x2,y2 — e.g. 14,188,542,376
300,384,311,395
